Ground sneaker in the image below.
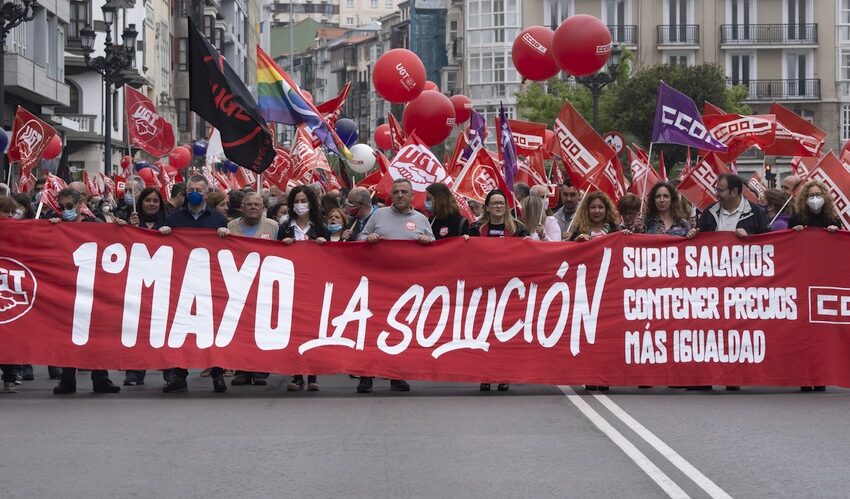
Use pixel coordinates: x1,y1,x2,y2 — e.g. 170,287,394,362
223,369,235,377
356,377,373,393
14,372,22,384
230,374,253,386
252,377,268,386
480,383,491,391
48,367,62,380
21,366,34,381
390,379,410,392
497,384,510,392
53,381,77,395
2,382,17,393
307,382,320,391
162,378,188,393
123,379,144,386
814,386,827,392
199,368,212,377
93,379,121,394
212,375,227,393
287,379,305,391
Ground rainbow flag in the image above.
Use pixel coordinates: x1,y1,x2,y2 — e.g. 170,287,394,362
257,46,348,157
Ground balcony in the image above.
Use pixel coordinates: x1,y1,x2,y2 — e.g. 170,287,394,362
720,24,817,46
58,114,97,135
608,25,637,45
727,78,821,101
331,59,356,73
657,25,699,46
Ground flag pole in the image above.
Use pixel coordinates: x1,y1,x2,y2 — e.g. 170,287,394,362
638,142,655,213
769,194,795,227
123,86,138,214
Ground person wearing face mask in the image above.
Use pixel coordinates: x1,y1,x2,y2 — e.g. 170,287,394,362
277,185,329,391
11,193,34,221
325,207,349,241
159,175,230,394
47,189,121,395
114,177,145,221
425,183,470,239
341,187,376,242
268,202,288,225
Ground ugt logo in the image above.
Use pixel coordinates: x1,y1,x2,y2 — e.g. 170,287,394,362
0,258,37,324
131,104,158,137
18,120,45,159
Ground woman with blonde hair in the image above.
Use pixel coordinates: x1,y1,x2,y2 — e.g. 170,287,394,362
789,179,841,233
569,191,619,242
520,193,560,241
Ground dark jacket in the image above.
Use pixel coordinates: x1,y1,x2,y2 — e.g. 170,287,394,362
788,211,842,229
347,206,377,241
469,220,530,237
278,221,330,241
165,205,228,229
697,198,768,235
431,212,470,239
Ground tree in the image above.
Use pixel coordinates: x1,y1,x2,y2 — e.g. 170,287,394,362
515,49,633,133
613,63,751,166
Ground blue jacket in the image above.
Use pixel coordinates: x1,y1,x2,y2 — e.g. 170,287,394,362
165,206,228,230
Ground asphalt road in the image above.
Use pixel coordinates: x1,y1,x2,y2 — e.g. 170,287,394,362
1,368,848,498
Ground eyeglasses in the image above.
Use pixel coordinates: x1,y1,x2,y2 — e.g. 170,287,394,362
807,193,823,199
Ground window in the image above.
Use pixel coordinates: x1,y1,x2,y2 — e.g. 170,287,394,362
842,104,850,142
178,38,187,70
68,0,88,39
729,53,753,85
346,16,354,25
840,48,850,81
543,0,572,31
663,51,694,66
385,0,392,6
841,0,850,42
785,0,811,40
784,51,811,97
371,0,377,7
346,0,353,6
177,99,189,131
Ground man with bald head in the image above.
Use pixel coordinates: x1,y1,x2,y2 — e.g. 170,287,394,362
781,174,801,196
342,186,376,241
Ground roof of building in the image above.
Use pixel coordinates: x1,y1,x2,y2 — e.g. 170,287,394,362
270,19,322,58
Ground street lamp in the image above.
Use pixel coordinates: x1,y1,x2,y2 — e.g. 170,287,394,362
79,5,137,174
576,44,622,131
0,0,40,180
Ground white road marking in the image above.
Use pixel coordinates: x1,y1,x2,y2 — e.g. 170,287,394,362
593,393,733,499
558,385,690,499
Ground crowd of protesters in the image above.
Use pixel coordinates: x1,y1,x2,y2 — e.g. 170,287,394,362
0,170,843,396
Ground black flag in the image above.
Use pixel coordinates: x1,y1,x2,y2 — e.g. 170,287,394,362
188,18,274,173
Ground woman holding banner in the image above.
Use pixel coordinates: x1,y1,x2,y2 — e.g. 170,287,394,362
469,189,528,392
642,182,695,237
519,194,560,242
569,191,619,243
425,183,469,239
762,189,792,231
279,185,329,391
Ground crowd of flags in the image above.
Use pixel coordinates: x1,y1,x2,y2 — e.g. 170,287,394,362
4,20,850,230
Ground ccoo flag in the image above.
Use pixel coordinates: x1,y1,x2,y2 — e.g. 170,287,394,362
651,81,727,152
188,18,275,174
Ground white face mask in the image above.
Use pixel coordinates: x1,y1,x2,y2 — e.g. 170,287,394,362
279,215,289,224
12,208,24,220
293,202,309,216
807,195,824,212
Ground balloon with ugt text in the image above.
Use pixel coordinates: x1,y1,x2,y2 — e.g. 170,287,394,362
335,118,359,148
372,48,427,103
168,145,192,168
450,95,472,124
402,91,456,146
374,123,392,150
347,143,376,173
42,135,63,160
137,167,157,187
551,14,612,77
512,26,559,81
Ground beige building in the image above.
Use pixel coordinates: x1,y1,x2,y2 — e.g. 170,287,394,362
339,0,399,26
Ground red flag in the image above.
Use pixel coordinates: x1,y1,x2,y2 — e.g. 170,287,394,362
124,85,176,158
791,154,821,179
357,169,384,192
658,150,668,182
445,131,468,178
157,165,178,201
703,101,726,115
264,146,294,191
39,173,68,214
452,147,514,205
677,155,720,211
550,157,565,185
315,82,351,130
588,155,627,204
8,106,57,179
377,132,454,211
235,167,258,188
100,173,115,197
702,113,777,163
83,170,103,197
113,175,127,198
553,100,616,190
496,117,546,156
764,103,826,157
516,151,548,187
387,113,407,153
746,171,767,199
807,151,850,229
627,147,663,200
291,126,332,181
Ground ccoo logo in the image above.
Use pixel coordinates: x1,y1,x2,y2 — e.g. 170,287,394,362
0,257,37,324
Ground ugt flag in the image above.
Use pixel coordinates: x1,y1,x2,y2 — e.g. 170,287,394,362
188,18,275,174
651,81,727,152
124,85,175,158
8,106,57,178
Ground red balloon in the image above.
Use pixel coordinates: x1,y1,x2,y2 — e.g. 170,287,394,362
374,124,392,150
450,95,473,124
120,155,132,169
402,90,456,146
169,145,192,168
137,167,157,187
424,81,439,92
552,15,612,77
512,26,560,81
372,48,426,103
42,135,62,160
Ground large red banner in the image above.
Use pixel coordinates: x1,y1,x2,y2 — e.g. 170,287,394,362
2,221,850,387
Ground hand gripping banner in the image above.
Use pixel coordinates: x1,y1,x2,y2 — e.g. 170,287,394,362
2,221,850,387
